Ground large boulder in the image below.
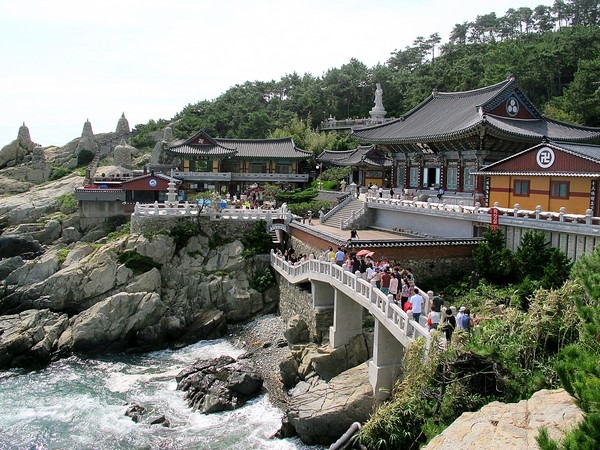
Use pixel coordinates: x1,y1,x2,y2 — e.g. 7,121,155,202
0,235,43,259
423,388,584,450
295,334,369,381
0,309,69,369
59,291,167,352
176,355,263,414
286,362,374,445
284,315,310,344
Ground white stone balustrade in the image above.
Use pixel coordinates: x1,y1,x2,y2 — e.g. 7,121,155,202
270,251,431,399
365,196,600,226
132,202,292,222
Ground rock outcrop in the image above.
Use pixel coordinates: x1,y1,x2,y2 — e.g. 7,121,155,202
0,309,69,369
423,388,584,450
176,355,263,414
286,362,374,445
0,221,277,368
0,173,83,226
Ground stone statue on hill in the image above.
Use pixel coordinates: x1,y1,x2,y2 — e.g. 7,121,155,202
369,83,387,120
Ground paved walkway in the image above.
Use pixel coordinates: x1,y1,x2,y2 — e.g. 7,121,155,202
303,221,413,242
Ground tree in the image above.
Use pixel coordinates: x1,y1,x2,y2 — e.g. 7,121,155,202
538,245,600,449
473,228,517,285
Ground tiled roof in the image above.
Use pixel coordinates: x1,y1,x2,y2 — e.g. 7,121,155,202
317,145,393,168
484,116,600,142
167,143,237,158
476,140,600,177
352,77,600,144
123,172,180,184
214,137,311,159
168,132,311,160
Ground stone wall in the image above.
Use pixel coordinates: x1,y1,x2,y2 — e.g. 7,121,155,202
277,273,333,344
131,214,262,238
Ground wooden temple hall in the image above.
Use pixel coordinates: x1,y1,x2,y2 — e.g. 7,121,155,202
164,131,312,195
351,75,600,205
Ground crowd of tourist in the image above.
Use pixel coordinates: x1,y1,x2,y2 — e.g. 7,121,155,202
275,245,477,342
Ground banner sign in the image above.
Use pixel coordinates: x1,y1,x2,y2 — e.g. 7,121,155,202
490,207,499,231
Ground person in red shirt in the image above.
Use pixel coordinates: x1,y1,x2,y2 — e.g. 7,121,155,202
380,269,391,295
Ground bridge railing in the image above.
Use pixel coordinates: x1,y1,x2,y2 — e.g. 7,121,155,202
271,252,431,346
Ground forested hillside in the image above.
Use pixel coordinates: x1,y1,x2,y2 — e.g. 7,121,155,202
132,0,600,151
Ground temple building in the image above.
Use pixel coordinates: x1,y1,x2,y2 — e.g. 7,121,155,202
316,145,393,188
352,75,600,205
165,130,311,196
476,140,600,215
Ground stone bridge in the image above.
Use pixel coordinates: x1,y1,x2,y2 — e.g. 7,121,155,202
270,252,431,399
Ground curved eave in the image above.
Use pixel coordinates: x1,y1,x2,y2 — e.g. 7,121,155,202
474,170,599,177
166,145,238,158
354,122,483,144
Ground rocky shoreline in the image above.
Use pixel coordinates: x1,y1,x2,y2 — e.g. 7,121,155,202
226,314,292,411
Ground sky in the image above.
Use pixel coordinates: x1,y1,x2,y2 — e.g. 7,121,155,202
0,0,555,148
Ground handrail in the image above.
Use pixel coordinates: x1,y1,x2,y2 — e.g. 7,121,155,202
340,203,367,230
132,202,293,222
270,251,431,348
365,197,600,227
321,194,354,223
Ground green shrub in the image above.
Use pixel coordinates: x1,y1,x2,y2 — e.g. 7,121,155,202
56,193,78,214
49,166,72,181
107,221,131,241
117,249,161,274
57,249,70,264
76,149,95,167
240,220,273,258
250,268,276,293
276,188,318,203
170,219,201,250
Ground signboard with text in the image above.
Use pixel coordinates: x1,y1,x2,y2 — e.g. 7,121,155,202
490,207,499,231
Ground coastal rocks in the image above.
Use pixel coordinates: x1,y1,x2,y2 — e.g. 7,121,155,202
176,355,263,414
423,388,584,450
294,334,369,381
0,309,69,369
286,362,374,445
284,315,310,344
60,291,166,352
0,173,83,225
0,235,43,259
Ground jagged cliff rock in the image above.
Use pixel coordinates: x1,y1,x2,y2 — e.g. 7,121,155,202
0,173,83,226
0,227,277,369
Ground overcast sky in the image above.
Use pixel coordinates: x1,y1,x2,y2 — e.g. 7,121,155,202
0,0,554,147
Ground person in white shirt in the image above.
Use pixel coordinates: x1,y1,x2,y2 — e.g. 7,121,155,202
410,288,423,324
388,273,399,302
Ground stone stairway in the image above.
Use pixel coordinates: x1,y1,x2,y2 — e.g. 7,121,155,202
321,198,365,229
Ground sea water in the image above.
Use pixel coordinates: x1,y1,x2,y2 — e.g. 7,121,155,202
0,339,321,449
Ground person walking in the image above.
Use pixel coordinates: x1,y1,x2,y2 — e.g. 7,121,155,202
380,269,391,295
389,272,399,302
334,247,345,267
441,307,456,342
410,288,423,324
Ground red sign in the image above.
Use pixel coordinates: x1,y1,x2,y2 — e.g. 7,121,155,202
490,207,499,231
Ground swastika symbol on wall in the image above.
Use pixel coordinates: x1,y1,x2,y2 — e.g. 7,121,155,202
536,147,555,169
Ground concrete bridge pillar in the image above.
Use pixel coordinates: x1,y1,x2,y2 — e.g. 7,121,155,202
311,280,334,309
329,290,363,348
369,321,405,400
